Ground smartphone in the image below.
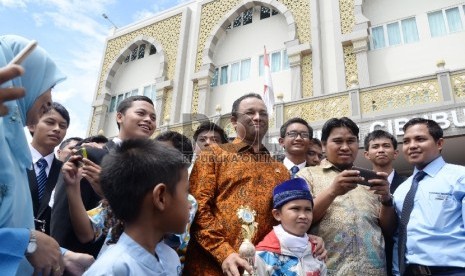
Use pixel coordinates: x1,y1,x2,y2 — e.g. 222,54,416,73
351,166,384,186
8,40,38,65
73,147,88,167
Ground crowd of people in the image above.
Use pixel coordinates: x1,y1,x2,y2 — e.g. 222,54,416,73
1,35,464,276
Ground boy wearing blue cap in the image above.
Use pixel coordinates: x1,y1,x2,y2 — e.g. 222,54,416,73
255,178,327,275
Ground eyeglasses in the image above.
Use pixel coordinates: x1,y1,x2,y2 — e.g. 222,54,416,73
286,131,310,139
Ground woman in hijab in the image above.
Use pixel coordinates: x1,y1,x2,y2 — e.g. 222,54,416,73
0,35,66,275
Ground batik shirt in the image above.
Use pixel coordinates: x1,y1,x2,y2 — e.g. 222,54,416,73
297,160,386,276
184,138,290,275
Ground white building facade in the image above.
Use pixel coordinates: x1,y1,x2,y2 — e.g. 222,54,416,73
88,0,465,171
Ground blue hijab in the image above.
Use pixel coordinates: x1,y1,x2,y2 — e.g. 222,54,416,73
0,35,66,169
0,35,65,228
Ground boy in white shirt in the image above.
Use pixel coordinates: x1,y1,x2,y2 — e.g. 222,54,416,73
83,139,191,275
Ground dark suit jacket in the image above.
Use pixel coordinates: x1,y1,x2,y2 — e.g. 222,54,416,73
50,140,117,258
28,156,63,235
386,171,408,276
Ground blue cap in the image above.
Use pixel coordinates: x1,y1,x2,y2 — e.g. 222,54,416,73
273,178,313,209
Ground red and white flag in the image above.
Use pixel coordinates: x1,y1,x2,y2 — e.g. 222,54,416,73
263,46,275,116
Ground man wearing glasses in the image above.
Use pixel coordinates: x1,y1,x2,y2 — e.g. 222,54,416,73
278,117,313,178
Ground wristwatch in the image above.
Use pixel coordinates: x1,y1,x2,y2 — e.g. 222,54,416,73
379,194,394,207
25,229,37,256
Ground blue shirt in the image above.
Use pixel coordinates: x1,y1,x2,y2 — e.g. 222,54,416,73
393,156,465,273
84,232,181,276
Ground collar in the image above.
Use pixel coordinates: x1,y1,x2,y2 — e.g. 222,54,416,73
413,156,445,178
112,137,123,146
283,157,306,170
274,224,309,257
29,143,55,167
319,159,343,172
387,170,395,184
231,137,270,154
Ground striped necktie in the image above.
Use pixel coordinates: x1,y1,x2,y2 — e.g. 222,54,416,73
398,170,427,275
291,166,300,179
36,158,48,204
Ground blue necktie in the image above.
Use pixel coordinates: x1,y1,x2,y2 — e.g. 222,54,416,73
36,158,48,204
290,166,300,179
398,170,427,275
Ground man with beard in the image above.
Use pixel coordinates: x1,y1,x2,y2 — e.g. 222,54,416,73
298,117,394,275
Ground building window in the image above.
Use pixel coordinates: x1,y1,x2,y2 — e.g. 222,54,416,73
130,48,137,61
240,58,251,80
260,6,278,20
230,62,240,82
231,8,253,29
143,85,155,99
138,44,146,59
220,65,228,85
211,68,219,87
370,17,419,49
259,50,289,76
149,45,157,55
428,6,464,37
109,96,117,112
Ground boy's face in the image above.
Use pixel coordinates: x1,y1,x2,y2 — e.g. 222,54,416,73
165,168,191,234
279,123,311,157
195,130,223,154
28,109,68,153
306,143,323,166
364,137,398,167
117,100,156,140
272,199,313,237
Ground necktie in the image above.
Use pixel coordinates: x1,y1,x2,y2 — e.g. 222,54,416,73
290,166,300,179
36,158,48,204
398,170,426,275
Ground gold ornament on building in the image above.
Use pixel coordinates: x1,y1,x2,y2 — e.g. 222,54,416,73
237,205,257,276
436,59,446,70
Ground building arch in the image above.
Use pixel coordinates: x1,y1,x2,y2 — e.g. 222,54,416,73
195,0,310,117
103,35,167,91
202,0,297,65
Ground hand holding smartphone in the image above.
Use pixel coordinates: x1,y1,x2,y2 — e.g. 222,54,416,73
351,166,384,186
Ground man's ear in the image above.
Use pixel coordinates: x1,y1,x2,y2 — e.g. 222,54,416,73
152,183,169,211
116,112,123,124
271,209,281,222
278,137,284,147
230,116,237,130
392,149,399,160
363,151,370,160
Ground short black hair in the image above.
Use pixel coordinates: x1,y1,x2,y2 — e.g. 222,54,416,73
116,96,154,130
52,102,71,126
310,138,322,148
403,118,443,141
321,117,359,143
30,102,70,136
155,131,194,163
59,137,83,150
364,130,397,151
279,117,313,138
100,139,188,223
193,121,228,143
75,135,109,147
231,93,262,118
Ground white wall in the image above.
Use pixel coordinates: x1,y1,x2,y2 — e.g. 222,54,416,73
209,9,291,116
365,0,465,85
319,0,339,94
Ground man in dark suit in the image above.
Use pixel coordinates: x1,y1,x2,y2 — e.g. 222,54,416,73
278,117,313,177
26,102,69,235
364,129,407,276
50,95,156,258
